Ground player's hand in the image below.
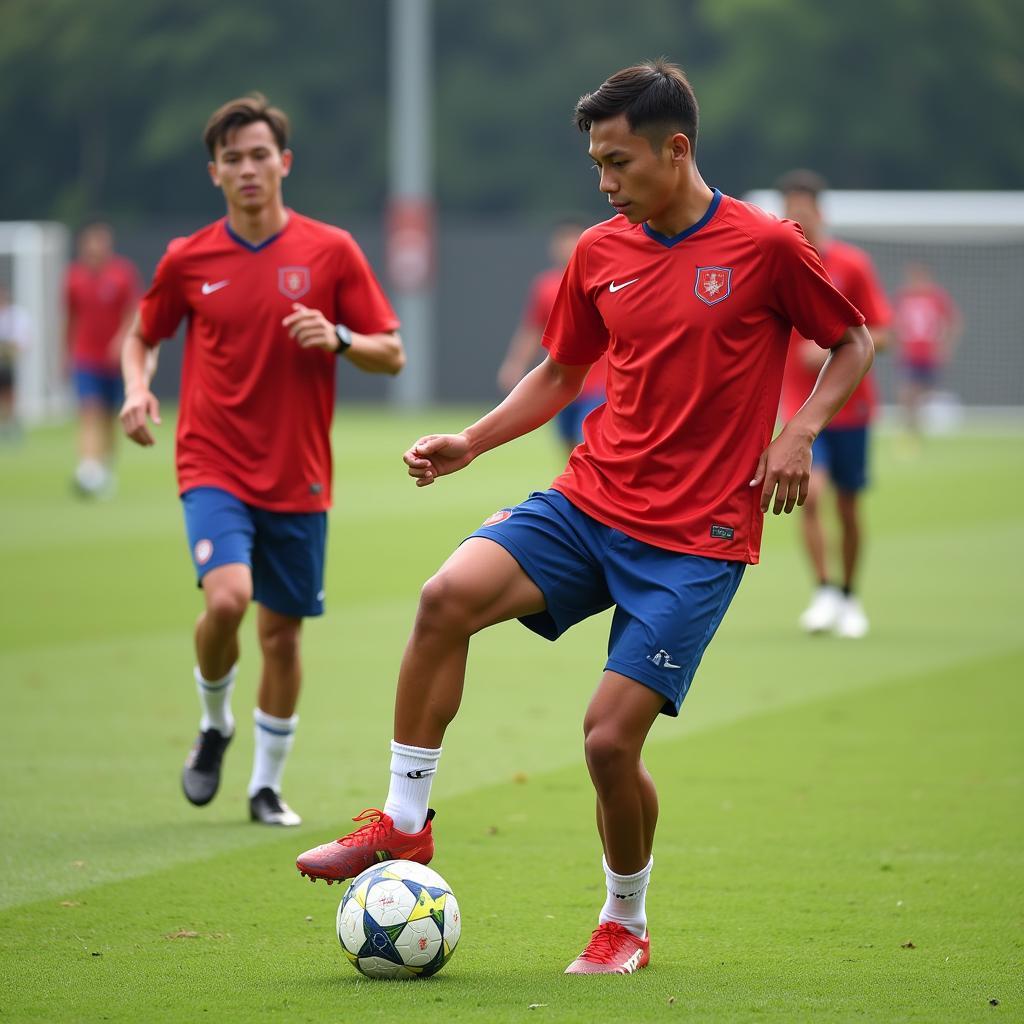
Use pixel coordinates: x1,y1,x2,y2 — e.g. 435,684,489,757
749,426,812,515
120,387,161,447
282,303,337,351
403,433,474,487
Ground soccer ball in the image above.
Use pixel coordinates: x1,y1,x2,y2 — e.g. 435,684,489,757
336,860,461,979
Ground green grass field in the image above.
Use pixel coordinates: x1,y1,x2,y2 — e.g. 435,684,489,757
1,410,1022,1023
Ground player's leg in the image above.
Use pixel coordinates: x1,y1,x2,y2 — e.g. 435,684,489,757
72,369,111,496
830,427,870,638
181,488,256,806
798,434,843,633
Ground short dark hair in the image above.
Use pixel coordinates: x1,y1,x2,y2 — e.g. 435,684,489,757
203,93,290,158
574,59,699,151
776,169,828,198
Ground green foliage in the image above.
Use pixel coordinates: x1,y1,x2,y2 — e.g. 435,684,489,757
0,1,1022,221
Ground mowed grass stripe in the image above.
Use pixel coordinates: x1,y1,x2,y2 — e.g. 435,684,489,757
1,649,1019,1023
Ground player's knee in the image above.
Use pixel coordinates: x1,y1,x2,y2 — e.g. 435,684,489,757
416,571,476,635
259,620,301,663
583,724,634,782
204,584,250,627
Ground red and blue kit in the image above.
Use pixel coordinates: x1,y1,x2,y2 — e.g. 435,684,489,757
542,190,864,564
780,239,890,429
894,284,956,369
65,256,141,372
139,213,399,513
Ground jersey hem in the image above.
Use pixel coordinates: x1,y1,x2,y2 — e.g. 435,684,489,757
178,477,331,514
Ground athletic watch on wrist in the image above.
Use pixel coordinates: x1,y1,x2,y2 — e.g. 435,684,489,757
334,323,353,354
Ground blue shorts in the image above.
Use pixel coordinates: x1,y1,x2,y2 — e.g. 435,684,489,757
73,367,124,410
470,489,745,716
181,487,327,618
902,361,940,386
555,394,606,445
812,426,869,493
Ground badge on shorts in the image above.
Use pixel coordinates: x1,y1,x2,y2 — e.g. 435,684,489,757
482,509,512,526
278,266,311,300
694,266,732,306
194,539,214,565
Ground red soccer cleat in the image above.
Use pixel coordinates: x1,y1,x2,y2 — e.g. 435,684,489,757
564,922,651,975
295,808,435,884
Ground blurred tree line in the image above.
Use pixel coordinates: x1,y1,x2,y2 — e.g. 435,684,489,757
1,0,1021,226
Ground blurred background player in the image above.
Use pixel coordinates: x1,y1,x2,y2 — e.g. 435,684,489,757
893,261,962,443
120,94,404,826
496,218,608,455
297,61,873,975
777,170,891,639
0,282,32,442
64,221,140,496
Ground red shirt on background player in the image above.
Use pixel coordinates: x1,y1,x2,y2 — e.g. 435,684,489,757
297,61,874,976
776,170,891,641
497,220,608,455
65,221,141,497
120,94,404,828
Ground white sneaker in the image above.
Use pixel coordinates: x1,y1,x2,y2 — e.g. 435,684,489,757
799,585,843,633
834,595,869,639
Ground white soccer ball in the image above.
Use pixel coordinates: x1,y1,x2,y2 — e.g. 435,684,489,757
336,860,461,980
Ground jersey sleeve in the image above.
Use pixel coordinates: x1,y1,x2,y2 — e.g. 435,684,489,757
138,243,188,346
541,240,609,365
842,249,891,328
333,236,400,335
769,222,865,348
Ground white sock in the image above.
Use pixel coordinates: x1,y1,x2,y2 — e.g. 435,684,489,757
382,740,441,834
248,707,298,797
195,664,236,735
599,855,653,938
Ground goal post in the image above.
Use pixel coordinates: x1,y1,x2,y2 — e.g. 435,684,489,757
743,190,1024,414
0,221,70,424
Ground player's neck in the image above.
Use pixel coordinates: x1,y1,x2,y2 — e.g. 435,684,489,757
645,178,715,239
225,200,289,248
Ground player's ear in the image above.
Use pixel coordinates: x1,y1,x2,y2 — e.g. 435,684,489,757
207,161,221,188
669,132,691,164
280,148,293,179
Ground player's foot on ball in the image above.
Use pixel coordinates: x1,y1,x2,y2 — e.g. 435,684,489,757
181,728,232,806
296,808,435,884
564,922,651,975
249,787,302,826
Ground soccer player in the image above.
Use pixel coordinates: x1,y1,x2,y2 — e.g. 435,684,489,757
776,170,891,639
120,94,404,826
893,261,962,442
65,221,141,496
496,218,608,455
297,61,873,973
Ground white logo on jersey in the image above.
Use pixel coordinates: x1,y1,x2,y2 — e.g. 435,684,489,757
609,278,640,293
646,649,681,669
201,280,230,295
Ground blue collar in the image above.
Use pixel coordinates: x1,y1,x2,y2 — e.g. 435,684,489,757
642,189,722,248
224,218,287,252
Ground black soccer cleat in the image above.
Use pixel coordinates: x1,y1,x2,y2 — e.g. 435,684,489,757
181,728,233,806
249,787,302,826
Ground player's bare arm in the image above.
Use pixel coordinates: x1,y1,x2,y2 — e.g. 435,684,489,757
282,302,405,375
751,323,874,515
404,356,590,487
119,311,162,447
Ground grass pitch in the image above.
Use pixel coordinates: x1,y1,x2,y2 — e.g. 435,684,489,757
1,410,1021,1022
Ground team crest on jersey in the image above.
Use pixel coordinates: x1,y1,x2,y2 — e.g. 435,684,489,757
482,508,512,526
694,266,732,306
278,266,311,300
194,539,214,566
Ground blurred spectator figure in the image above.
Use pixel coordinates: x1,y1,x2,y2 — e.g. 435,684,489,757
893,262,962,442
497,218,607,457
777,170,891,639
0,282,32,442
64,221,141,496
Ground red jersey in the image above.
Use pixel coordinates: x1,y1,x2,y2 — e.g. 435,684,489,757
65,256,140,372
139,212,399,512
542,191,864,564
524,268,607,398
893,284,956,366
780,239,889,428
